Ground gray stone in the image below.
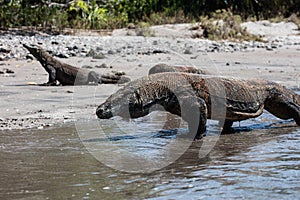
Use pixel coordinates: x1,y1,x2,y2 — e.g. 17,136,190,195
95,63,108,68
183,49,193,54
107,50,115,55
93,53,106,59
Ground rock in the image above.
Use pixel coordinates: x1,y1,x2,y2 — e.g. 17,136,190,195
112,71,126,76
127,45,134,49
4,68,14,74
93,53,106,59
51,41,59,45
67,46,79,51
56,52,70,58
25,54,34,60
0,68,15,76
95,63,108,68
80,48,88,54
0,46,11,53
271,43,278,49
64,115,71,119
107,50,115,55
68,51,77,57
184,49,193,54
96,46,103,51
152,49,166,54
87,49,106,59
82,65,93,69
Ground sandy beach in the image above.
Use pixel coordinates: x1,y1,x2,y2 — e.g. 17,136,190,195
0,21,300,130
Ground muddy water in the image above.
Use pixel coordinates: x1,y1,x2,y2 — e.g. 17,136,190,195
1,113,300,199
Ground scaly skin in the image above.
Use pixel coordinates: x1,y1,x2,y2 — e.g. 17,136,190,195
96,73,300,140
23,44,130,86
148,63,208,75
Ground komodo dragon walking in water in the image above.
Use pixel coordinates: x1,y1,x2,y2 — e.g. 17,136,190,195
96,72,300,140
23,44,130,86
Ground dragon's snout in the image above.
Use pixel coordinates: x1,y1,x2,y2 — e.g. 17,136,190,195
96,104,113,119
23,43,41,56
23,43,37,50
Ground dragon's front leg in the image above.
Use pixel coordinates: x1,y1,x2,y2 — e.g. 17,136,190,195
265,84,300,125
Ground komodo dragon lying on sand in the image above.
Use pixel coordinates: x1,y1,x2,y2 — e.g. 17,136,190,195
96,72,300,140
23,44,130,86
148,63,208,75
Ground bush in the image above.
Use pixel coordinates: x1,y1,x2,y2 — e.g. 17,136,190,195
199,10,262,41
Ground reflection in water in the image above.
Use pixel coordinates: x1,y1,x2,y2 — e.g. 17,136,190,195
1,112,300,199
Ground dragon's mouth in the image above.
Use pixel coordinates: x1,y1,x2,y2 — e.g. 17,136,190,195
23,43,41,57
23,43,37,51
96,106,113,119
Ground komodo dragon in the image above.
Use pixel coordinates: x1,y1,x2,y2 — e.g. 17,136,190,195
96,72,300,140
23,44,130,86
148,63,208,75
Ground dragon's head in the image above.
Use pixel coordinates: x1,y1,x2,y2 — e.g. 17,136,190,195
23,43,45,62
96,83,152,119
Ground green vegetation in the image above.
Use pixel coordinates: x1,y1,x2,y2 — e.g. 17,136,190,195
0,0,299,37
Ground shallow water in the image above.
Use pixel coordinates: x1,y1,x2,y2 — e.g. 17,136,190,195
1,112,300,200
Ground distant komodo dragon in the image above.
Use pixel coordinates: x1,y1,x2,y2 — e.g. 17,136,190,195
148,63,208,75
96,72,300,140
23,44,130,86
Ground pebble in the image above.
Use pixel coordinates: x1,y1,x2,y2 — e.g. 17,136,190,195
25,54,34,60
93,53,106,59
56,53,69,58
82,65,93,69
184,49,193,54
51,41,59,45
107,50,115,55
266,46,273,51
0,46,11,53
95,63,108,68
